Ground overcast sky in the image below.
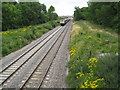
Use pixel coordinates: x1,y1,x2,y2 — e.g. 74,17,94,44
39,0,89,16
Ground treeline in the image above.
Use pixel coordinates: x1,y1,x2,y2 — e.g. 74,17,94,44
74,2,120,31
2,2,58,31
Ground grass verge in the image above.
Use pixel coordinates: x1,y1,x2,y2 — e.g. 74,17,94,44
1,21,59,58
66,20,119,88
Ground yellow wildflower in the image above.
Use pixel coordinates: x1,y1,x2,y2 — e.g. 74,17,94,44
87,36,92,39
80,85,86,88
96,78,104,81
70,53,75,56
76,72,84,78
91,85,98,88
89,58,98,63
84,80,88,86
76,76,79,78
22,29,27,31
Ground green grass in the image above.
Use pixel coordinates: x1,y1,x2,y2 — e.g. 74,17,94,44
84,21,118,33
1,21,59,58
66,20,119,88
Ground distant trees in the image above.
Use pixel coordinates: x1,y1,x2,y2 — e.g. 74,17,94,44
47,5,58,20
2,2,58,31
74,7,85,21
74,2,120,31
2,3,21,30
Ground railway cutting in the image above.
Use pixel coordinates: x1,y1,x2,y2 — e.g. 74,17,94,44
0,20,72,89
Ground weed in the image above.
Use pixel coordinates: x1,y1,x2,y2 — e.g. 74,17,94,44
1,21,59,58
66,20,118,88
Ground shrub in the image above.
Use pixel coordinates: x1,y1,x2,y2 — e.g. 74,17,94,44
66,21,118,88
1,21,59,57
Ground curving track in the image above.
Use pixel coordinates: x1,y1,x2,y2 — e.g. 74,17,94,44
0,20,72,89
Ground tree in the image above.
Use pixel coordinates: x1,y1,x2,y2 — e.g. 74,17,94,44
73,2,120,31
74,7,85,21
2,3,21,30
48,5,55,13
47,5,58,20
41,4,48,23
2,2,58,31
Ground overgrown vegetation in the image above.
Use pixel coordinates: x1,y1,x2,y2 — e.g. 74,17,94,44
68,2,119,88
1,21,59,58
66,21,119,88
2,2,58,31
74,2,120,32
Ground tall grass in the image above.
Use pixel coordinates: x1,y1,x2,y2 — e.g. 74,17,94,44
1,21,59,58
66,20,119,88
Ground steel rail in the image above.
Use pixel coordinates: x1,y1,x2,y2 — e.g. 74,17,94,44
38,22,72,89
0,26,63,86
1,26,61,73
20,21,71,89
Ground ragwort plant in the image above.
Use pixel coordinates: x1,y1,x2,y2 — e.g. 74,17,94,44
1,21,59,58
66,21,118,88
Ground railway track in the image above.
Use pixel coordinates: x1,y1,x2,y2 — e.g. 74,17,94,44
1,26,61,72
1,26,61,70
1,20,72,89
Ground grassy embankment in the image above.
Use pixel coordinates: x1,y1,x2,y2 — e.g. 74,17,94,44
66,20,119,88
1,21,59,58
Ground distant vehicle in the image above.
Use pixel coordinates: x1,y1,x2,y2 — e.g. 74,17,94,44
60,18,70,26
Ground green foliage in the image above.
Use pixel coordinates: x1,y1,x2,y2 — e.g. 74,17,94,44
95,55,118,88
47,5,58,21
48,5,55,13
66,21,118,88
2,3,21,30
74,7,85,21
2,2,58,31
74,2,120,31
42,23,53,30
1,21,59,58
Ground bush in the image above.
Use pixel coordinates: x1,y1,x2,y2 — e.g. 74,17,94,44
1,21,59,58
66,21,118,88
